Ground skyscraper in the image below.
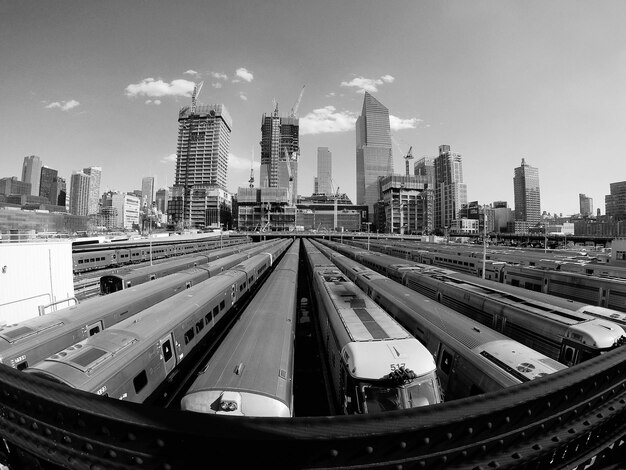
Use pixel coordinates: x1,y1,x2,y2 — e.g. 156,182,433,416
260,104,299,205
69,171,90,216
50,176,67,208
173,103,232,227
433,145,467,230
579,193,593,217
316,147,332,195
605,181,626,221
83,167,102,215
513,158,541,225
141,176,155,208
21,155,42,196
356,92,392,220
39,166,58,204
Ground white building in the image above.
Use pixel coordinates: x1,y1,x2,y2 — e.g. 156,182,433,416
111,193,140,230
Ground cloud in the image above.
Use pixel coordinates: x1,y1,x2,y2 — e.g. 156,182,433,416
45,99,80,111
184,69,199,76
390,115,422,131
161,154,177,164
212,82,223,89
145,99,162,105
340,75,396,93
125,78,195,98
239,92,248,101
229,152,260,170
300,106,358,135
211,72,228,80
235,67,254,82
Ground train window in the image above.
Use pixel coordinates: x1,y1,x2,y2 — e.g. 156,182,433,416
133,371,148,394
126,281,132,288
213,305,219,316
440,350,453,375
186,282,192,289
184,328,195,344
162,341,173,362
150,275,156,281
205,314,211,325
16,361,28,371
87,322,102,336
220,300,225,311
78,260,83,264
195,320,204,333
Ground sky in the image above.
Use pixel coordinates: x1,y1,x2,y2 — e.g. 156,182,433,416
2,0,626,216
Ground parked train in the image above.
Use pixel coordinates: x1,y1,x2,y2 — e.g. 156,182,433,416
25,239,292,403
311,239,568,401
73,236,250,274
349,239,626,314
0,240,290,372
99,239,281,294
181,239,300,417
303,239,443,414
326,240,626,366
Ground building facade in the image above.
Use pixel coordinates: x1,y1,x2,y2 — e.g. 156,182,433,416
605,181,626,221
434,145,467,231
173,104,232,228
39,166,58,204
50,176,67,209
141,176,155,208
316,147,332,195
513,158,541,228
0,177,31,197
356,92,393,221
377,174,434,234
69,171,90,216
83,167,102,216
579,193,594,217
110,192,140,230
21,155,42,196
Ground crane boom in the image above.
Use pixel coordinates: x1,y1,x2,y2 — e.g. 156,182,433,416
290,85,306,118
191,81,204,114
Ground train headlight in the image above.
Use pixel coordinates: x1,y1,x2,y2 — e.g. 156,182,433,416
218,391,241,413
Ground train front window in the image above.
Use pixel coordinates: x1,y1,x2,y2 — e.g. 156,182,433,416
361,385,403,413
405,376,441,408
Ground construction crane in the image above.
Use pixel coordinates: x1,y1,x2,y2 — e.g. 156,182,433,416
289,85,306,118
190,81,204,115
283,148,295,205
404,146,413,176
249,148,255,188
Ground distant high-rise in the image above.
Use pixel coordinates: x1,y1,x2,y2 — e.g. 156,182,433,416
173,103,232,226
155,187,169,215
579,193,593,217
21,155,42,196
433,145,467,230
50,176,67,208
141,176,155,208
316,147,332,195
513,158,541,224
260,104,299,205
414,157,435,186
606,181,626,221
69,171,90,216
356,92,393,220
83,167,102,215
39,166,58,204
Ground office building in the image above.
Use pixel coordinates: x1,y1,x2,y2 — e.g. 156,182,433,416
356,92,393,221
69,171,90,216
141,176,155,208
21,155,42,196
259,104,299,205
173,103,232,227
513,158,541,226
606,181,626,221
50,176,67,208
109,192,140,230
0,177,31,197
155,187,169,217
83,167,102,216
433,145,467,230
316,147,332,195
39,166,58,204
579,194,593,217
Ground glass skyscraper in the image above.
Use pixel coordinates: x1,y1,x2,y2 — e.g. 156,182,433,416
356,92,392,220
513,158,541,224
316,147,332,195
21,155,42,196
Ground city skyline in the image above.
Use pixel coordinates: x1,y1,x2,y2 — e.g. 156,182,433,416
2,1,626,216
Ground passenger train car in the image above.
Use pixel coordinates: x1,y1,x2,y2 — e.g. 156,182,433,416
181,239,300,417
72,236,250,274
311,240,568,400
326,240,626,366
348,239,626,314
24,240,292,403
99,239,280,294
303,239,443,414
0,243,285,370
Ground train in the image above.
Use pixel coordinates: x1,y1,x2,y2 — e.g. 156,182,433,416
324,239,626,366
303,239,443,414
72,235,250,273
24,239,292,402
348,239,626,314
310,239,568,401
0,241,287,371
99,239,281,294
181,239,300,417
